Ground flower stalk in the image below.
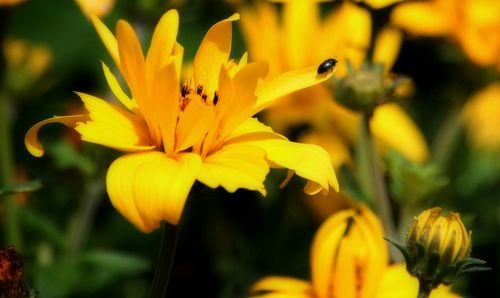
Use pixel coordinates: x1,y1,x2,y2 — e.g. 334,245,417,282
0,7,22,250
360,112,401,262
148,222,180,298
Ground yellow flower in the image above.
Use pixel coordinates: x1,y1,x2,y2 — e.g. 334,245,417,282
240,0,428,167
462,82,500,151
75,0,115,18
391,0,500,69
0,0,26,6
3,38,52,78
250,205,459,298
25,10,339,232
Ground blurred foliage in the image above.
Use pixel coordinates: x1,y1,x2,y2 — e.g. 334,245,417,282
0,0,498,297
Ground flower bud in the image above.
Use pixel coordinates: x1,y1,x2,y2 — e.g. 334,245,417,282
387,207,489,292
333,62,412,115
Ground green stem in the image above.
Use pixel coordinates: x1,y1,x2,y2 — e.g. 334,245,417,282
360,113,401,262
0,8,22,250
417,280,432,298
148,222,180,298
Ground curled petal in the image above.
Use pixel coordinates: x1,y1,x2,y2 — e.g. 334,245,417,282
254,64,335,114
198,144,269,195
25,115,89,157
106,152,202,232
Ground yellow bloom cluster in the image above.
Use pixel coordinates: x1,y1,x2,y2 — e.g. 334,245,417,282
25,10,339,232
392,0,500,69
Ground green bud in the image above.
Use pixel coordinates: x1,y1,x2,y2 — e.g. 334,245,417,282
386,207,489,292
333,62,412,115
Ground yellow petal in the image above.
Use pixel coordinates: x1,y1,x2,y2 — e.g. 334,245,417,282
25,115,89,157
106,151,202,232
283,0,320,69
311,209,355,298
90,15,120,68
251,276,312,294
76,0,115,18
319,1,371,75
101,61,137,112
372,26,402,73
74,92,155,152
197,144,269,195
378,264,460,298
116,20,150,123
371,104,429,163
218,61,269,138
232,136,339,194
254,64,336,114
146,9,179,75
150,62,181,154
360,0,402,9
391,2,455,36
239,3,281,76
175,96,216,152
193,13,239,101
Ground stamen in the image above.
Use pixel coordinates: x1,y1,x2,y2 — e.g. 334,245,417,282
201,94,207,101
181,83,189,98
196,84,203,96
213,91,219,105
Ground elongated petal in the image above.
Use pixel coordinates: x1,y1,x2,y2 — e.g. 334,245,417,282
231,136,339,194
371,104,429,163
197,144,269,195
90,15,120,68
254,64,335,114
391,2,455,36
311,210,354,298
25,115,89,157
193,13,239,99
116,20,150,124
74,92,155,152
175,97,216,152
101,61,137,112
149,62,180,154
283,0,319,69
251,276,312,294
372,26,402,73
146,9,179,74
218,61,269,138
106,152,202,232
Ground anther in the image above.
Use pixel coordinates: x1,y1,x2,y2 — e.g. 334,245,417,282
196,84,203,95
201,93,208,101
213,91,219,105
181,84,189,97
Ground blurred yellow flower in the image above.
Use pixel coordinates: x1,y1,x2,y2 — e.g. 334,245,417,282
25,10,339,232
0,0,26,6
240,0,428,168
250,205,459,298
391,0,500,69
462,82,500,151
3,38,51,78
75,0,115,18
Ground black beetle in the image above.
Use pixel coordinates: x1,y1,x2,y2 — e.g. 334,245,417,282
317,58,337,75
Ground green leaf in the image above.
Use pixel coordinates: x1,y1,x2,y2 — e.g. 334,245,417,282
19,208,66,249
385,151,448,205
0,180,42,197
